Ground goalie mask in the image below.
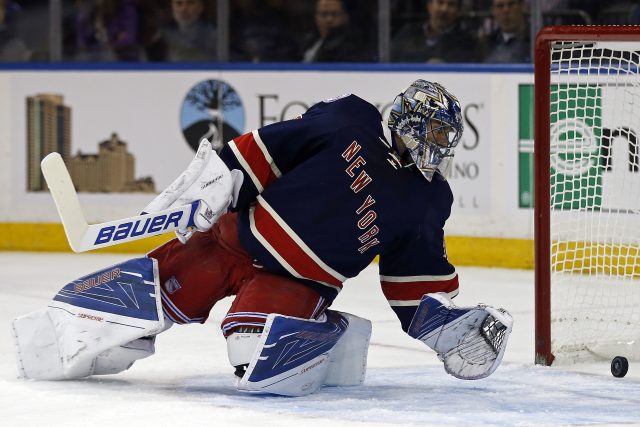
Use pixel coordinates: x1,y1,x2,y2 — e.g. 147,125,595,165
387,80,463,181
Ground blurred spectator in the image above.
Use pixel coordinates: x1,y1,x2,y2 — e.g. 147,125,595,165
154,0,217,62
230,0,298,62
539,0,568,12
72,0,102,61
631,3,640,24
0,0,31,61
391,0,481,63
94,0,141,61
591,1,635,24
136,0,169,62
301,0,373,62
539,1,613,24
483,0,529,63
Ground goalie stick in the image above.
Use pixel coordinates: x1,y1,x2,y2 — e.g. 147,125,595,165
41,152,200,253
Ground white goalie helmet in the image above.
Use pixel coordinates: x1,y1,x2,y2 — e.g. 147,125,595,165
387,80,463,181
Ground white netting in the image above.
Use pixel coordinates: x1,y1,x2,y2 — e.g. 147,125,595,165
549,40,640,362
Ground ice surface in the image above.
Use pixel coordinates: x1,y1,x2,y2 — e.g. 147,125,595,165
1,252,639,426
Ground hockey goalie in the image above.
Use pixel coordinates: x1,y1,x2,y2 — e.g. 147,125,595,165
12,79,512,396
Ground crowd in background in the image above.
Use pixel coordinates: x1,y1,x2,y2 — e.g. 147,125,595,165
1,0,640,63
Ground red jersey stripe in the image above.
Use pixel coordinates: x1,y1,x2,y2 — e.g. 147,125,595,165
381,274,459,301
250,198,344,290
230,131,279,191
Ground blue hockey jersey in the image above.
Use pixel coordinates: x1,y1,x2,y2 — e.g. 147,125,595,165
219,94,458,331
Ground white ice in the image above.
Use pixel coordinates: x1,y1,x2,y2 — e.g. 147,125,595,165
1,252,639,427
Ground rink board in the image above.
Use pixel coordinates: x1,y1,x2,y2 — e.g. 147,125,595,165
0,65,534,266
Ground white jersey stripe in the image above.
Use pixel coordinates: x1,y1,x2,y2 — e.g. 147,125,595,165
259,197,347,283
249,203,342,292
162,307,181,324
160,289,205,323
386,289,459,306
387,299,421,307
249,204,304,279
228,139,264,193
311,296,325,318
224,312,269,319
380,272,458,283
253,129,282,178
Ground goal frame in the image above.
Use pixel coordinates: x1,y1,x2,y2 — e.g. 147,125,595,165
534,25,640,365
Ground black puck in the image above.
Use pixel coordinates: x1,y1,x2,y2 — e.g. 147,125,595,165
611,356,629,378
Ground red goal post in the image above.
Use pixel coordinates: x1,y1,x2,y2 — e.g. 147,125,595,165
534,25,640,366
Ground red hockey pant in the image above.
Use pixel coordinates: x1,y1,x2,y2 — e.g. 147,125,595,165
148,213,327,336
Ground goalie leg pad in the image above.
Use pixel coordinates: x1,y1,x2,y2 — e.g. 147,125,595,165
12,257,166,380
408,293,513,380
325,312,372,387
92,335,159,376
237,310,368,396
229,312,372,391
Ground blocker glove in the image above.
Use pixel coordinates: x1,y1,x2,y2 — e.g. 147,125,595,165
143,139,243,243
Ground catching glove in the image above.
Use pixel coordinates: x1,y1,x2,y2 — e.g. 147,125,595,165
408,293,513,380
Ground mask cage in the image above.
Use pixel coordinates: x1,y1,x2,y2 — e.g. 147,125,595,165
388,82,463,180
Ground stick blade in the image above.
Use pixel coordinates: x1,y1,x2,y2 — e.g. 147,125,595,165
41,152,88,252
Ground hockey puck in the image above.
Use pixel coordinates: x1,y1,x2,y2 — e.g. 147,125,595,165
611,356,629,378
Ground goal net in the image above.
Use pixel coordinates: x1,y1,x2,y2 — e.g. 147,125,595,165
535,26,640,365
